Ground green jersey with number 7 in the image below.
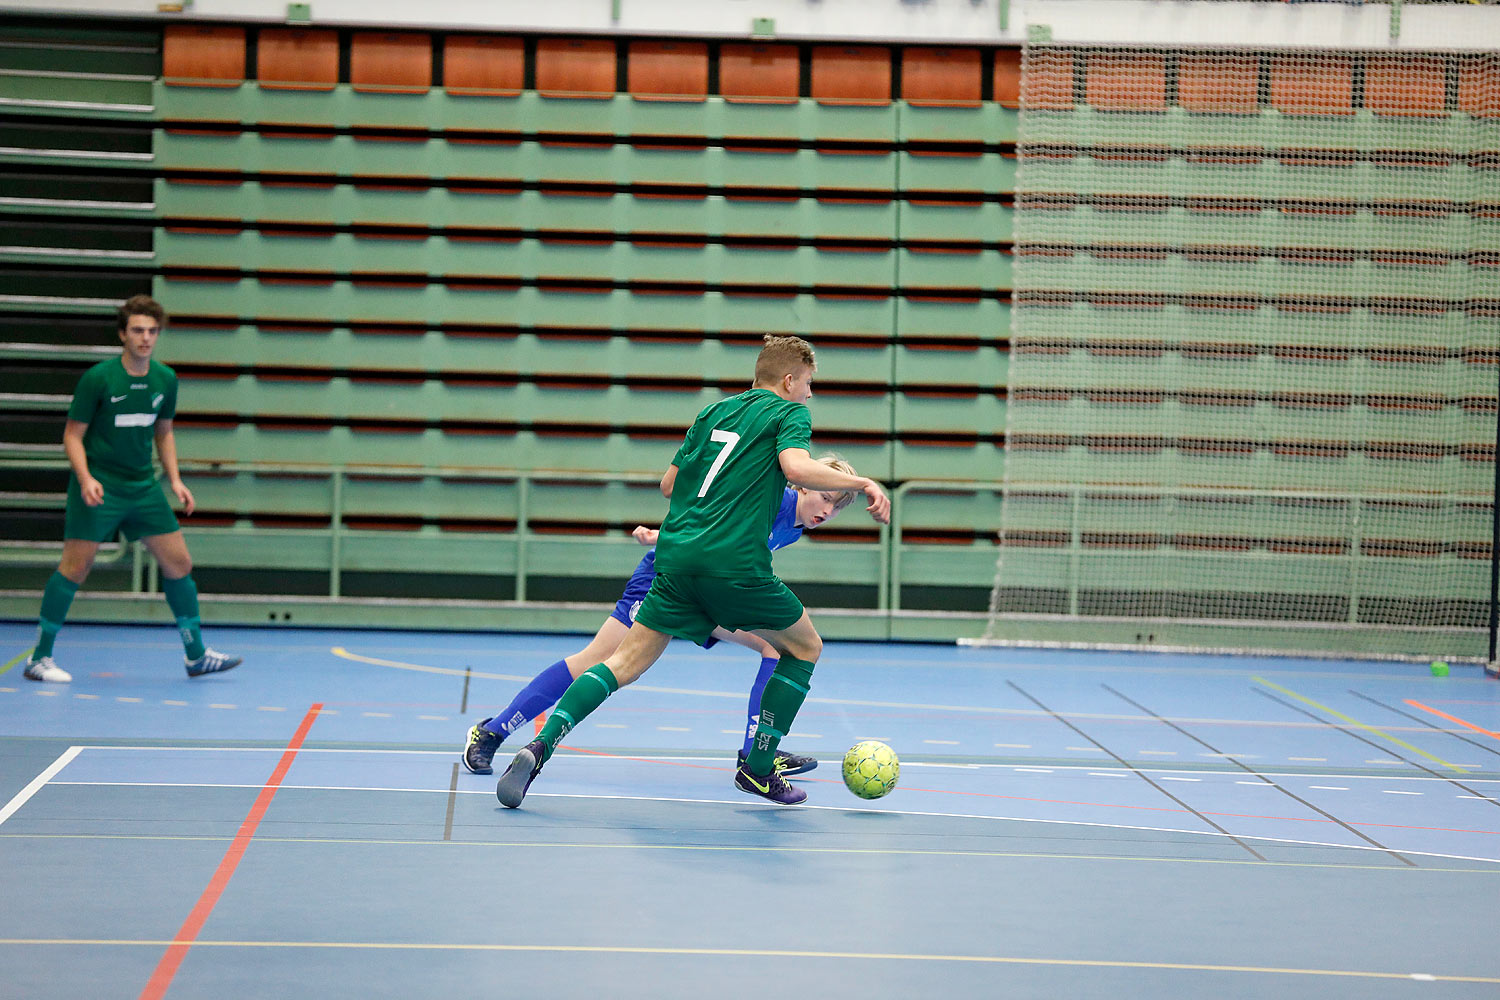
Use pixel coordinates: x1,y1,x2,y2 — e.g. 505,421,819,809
653,387,812,579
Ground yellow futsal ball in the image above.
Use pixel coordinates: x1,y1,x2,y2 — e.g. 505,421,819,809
842,740,900,800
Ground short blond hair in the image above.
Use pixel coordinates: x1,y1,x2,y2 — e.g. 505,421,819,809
815,454,859,511
754,334,816,386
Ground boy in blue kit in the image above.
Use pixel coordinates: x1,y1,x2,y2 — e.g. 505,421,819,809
23,295,241,683
495,335,889,808
460,455,861,778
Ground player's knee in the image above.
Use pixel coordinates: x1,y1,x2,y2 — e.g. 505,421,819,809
58,553,94,583
795,632,823,662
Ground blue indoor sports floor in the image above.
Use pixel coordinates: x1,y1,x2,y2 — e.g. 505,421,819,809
2,621,1499,999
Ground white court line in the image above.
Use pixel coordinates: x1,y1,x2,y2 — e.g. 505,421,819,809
26,777,1500,867
0,746,81,828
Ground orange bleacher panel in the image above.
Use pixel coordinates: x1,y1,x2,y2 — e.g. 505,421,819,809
162,25,246,87
535,38,617,99
1085,51,1167,111
258,27,338,91
1365,53,1447,116
719,43,798,103
993,47,1021,109
444,35,524,97
628,41,708,101
1022,48,1075,111
1457,54,1498,118
350,31,432,94
811,45,892,106
1270,53,1354,116
902,47,981,107
1178,52,1260,114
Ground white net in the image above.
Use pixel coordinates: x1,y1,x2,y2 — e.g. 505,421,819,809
979,47,1500,660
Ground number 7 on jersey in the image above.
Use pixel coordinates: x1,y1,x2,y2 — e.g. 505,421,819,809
696,429,741,497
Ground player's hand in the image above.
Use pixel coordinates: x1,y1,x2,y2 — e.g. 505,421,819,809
78,475,104,507
170,478,195,516
862,480,890,525
632,525,659,546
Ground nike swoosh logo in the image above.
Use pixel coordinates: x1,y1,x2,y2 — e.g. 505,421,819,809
745,773,770,793
111,395,127,402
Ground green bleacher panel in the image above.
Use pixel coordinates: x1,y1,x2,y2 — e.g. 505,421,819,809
1013,303,1483,352
895,343,1009,388
1011,349,1489,401
0,73,154,117
899,151,1016,194
1005,442,1492,496
898,102,1019,144
1023,205,1484,255
769,538,884,588
177,375,895,439
893,440,1004,482
889,541,1001,601
895,296,1009,338
1009,397,1487,446
174,424,681,474
161,326,895,384
1020,157,1490,205
1020,107,1484,157
156,85,904,142
1022,255,1497,301
898,248,1011,290
896,484,1004,533
154,180,901,240
155,230,898,286
900,200,1012,243
155,130,901,190
893,390,1005,435
155,278,899,336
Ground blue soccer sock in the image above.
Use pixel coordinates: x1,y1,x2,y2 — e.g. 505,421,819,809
483,659,574,738
741,656,779,757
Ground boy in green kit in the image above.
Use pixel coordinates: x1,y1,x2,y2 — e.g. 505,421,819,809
23,295,241,683
496,334,889,807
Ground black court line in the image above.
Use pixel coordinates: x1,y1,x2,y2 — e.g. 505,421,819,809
1254,686,1477,787
1344,690,1500,808
460,665,471,715
443,763,459,842
1106,684,1417,867
1006,680,1268,861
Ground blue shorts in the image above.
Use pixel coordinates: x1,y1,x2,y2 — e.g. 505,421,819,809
610,551,720,649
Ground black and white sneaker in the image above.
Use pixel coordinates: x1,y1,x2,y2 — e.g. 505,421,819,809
23,655,71,683
496,739,547,809
737,748,818,777
462,719,503,774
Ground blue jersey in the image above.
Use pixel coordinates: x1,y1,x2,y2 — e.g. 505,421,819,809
611,488,802,631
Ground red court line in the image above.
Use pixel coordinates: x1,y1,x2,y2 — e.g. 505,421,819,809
139,703,323,1000
1405,699,1500,741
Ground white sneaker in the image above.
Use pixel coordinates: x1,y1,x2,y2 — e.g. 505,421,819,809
185,648,242,678
23,656,72,683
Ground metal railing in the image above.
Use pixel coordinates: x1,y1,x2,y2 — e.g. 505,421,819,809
1,458,1003,609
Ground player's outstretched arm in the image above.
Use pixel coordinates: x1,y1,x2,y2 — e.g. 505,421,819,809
778,448,889,523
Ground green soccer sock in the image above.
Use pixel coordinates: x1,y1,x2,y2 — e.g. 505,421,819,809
162,574,206,660
33,571,80,660
533,664,619,762
745,656,815,776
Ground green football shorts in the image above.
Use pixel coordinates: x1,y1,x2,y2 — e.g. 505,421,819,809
634,571,805,645
64,473,180,543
